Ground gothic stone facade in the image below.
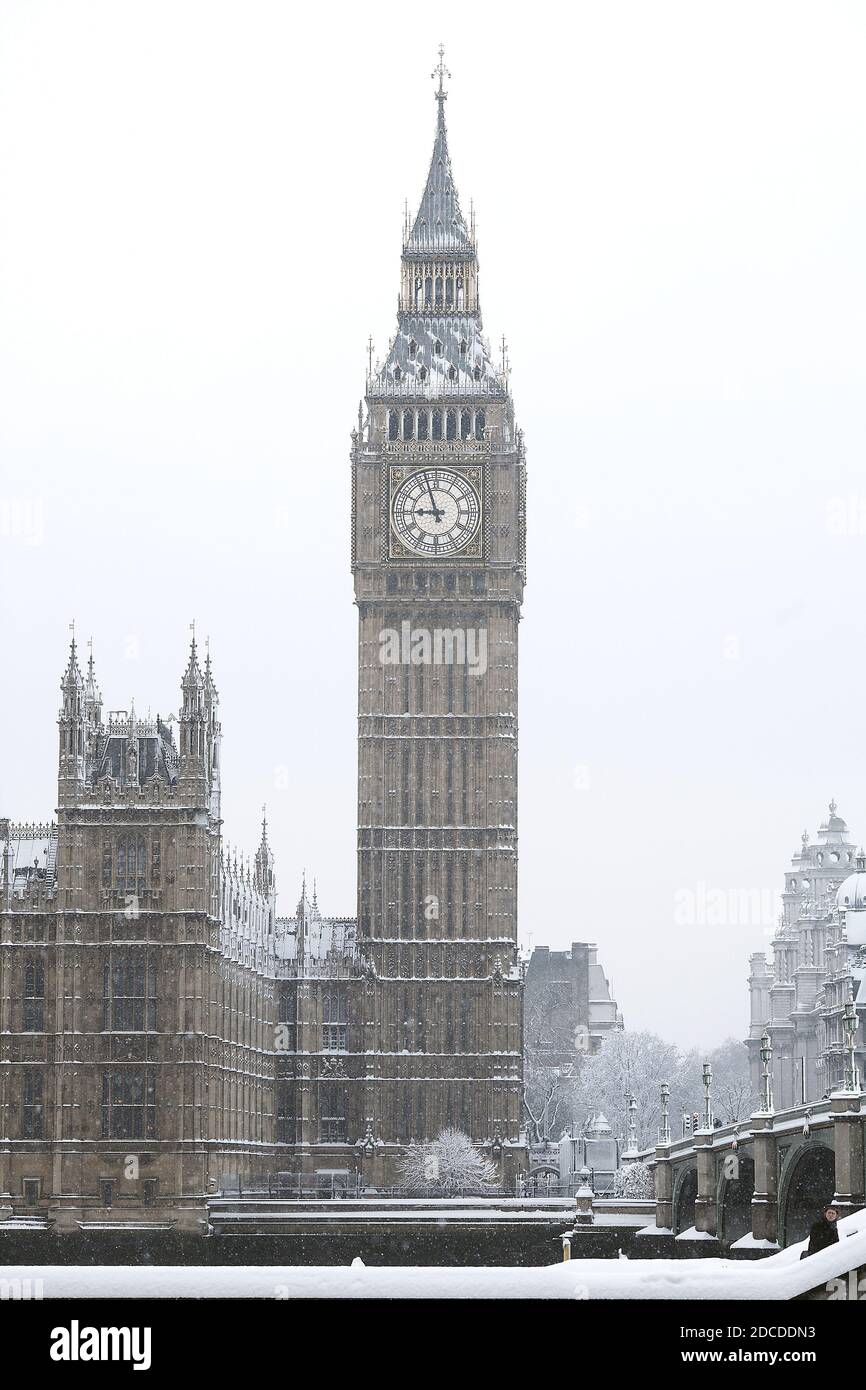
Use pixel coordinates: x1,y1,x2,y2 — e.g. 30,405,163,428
0,642,381,1228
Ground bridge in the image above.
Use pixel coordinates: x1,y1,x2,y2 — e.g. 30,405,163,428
645,1091,864,1251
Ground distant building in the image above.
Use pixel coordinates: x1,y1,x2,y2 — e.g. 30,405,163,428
524,942,622,1064
747,802,866,1108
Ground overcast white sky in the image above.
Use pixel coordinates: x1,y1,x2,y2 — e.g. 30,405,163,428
1,1,865,1049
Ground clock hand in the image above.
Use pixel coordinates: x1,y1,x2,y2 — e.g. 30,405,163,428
422,472,444,522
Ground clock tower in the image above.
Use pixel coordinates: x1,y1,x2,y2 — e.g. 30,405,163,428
351,52,526,1183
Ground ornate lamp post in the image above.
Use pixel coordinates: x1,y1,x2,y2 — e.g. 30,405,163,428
659,1082,671,1144
760,1028,774,1114
623,1093,639,1159
843,994,859,1093
702,1061,714,1131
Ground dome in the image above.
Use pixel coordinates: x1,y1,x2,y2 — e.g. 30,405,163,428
586,1112,612,1136
836,855,866,910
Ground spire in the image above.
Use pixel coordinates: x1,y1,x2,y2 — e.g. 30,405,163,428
182,623,203,692
405,47,473,254
203,635,218,706
432,42,450,130
61,623,83,694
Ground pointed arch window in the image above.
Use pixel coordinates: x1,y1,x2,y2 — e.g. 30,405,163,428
446,409,457,441
23,957,45,1032
402,410,414,441
435,275,443,306
434,339,443,356
408,339,417,360
417,410,429,441
393,365,402,382
474,409,486,440
459,338,467,357
388,410,399,441
432,408,443,441
445,276,453,306
456,276,464,308
447,366,456,382
424,277,433,307
414,278,423,308
418,365,428,383
473,365,482,381
460,409,472,441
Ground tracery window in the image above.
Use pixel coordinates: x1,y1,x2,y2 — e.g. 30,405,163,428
23,957,45,1032
102,952,157,1031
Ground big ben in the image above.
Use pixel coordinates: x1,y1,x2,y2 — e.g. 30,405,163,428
351,51,526,1183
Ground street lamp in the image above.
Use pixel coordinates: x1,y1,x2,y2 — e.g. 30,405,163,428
843,995,859,1094
702,1061,714,1131
659,1082,671,1145
760,1028,774,1115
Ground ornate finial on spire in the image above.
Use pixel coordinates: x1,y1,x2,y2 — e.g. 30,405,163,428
802,829,809,846
432,43,450,125
830,798,838,816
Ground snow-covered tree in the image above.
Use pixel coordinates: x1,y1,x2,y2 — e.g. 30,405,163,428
613,1161,654,1199
705,1037,752,1124
574,1030,681,1150
396,1128,499,1195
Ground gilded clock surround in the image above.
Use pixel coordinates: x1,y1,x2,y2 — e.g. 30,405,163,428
387,460,484,561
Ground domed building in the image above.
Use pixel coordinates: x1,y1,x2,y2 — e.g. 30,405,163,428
747,803,866,1107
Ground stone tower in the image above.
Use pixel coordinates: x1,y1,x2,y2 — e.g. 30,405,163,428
351,53,526,1182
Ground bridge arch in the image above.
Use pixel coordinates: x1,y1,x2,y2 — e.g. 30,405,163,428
717,1150,755,1246
672,1164,697,1234
778,1139,835,1247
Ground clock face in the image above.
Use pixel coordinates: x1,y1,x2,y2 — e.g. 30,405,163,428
390,467,481,558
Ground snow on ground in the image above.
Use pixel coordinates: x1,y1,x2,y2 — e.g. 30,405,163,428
3,1211,864,1299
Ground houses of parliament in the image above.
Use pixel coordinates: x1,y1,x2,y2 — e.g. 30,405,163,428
0,58,528,1229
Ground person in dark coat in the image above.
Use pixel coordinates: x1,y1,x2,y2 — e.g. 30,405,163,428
800,1205,840,1258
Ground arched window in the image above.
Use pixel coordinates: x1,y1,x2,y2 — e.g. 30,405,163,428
445,276,453,305
434,339,443,356
448,366,456,381
424,276,432,307
459,337,467,357
446,409,457,440
456,276,464,308
435,275,443,306
23,957,45,1032
432,408,443,441
388,410,399,440
408,339,417,360
393,365,401,382
474,409,486,440
402,410,414,441
417,410,429,441
414,278,422,308
418,365,428,383
473,365,482,381
460,409,471,440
